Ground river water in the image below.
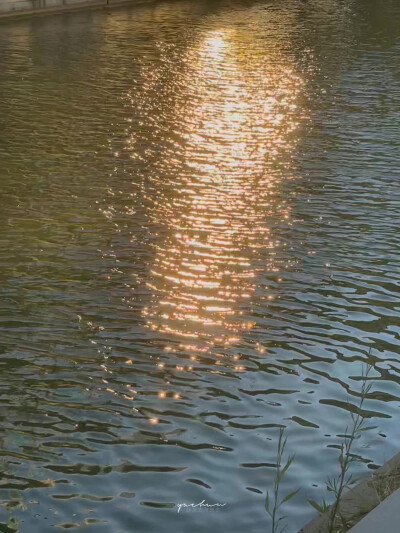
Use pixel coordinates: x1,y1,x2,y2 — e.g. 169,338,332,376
0,0,400,531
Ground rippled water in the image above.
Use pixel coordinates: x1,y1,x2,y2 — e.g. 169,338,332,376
0,0,400,531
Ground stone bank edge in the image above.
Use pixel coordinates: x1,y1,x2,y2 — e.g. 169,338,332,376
299,451,400,533
0,0,151,19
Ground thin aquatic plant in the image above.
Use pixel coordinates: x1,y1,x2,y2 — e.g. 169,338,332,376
309,363,374,533
328,364,373,532
266,427,299,533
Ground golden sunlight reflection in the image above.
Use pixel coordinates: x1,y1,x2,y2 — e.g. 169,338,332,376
138,23,306,362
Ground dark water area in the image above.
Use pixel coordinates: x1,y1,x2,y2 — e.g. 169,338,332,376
0,0,400,531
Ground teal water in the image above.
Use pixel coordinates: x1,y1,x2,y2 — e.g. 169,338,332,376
0,1,400,531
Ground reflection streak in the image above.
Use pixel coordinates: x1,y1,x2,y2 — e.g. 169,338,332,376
139,26,305,357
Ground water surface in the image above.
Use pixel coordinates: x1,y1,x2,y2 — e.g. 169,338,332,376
0,0,400,531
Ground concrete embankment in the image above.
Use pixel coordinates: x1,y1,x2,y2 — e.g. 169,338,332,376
299,451,400,533
0,0,149,19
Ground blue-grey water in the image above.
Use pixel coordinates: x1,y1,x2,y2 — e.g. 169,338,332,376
0,0,400,532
